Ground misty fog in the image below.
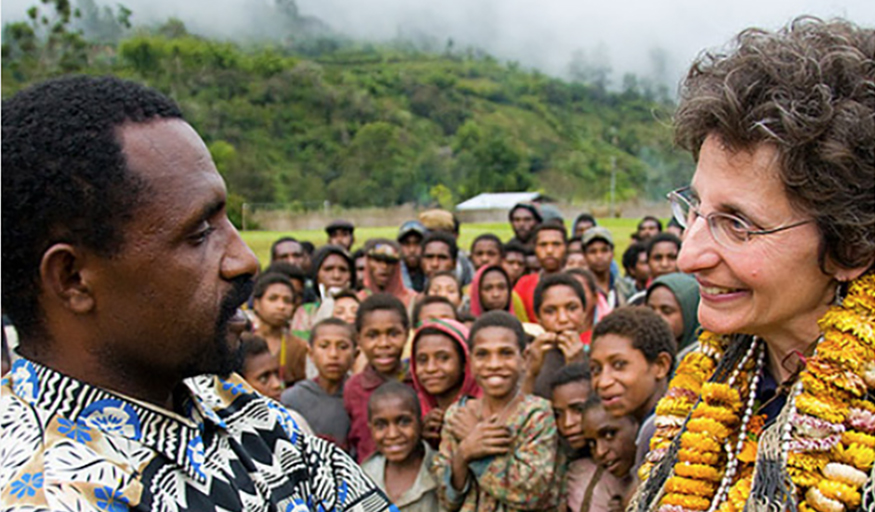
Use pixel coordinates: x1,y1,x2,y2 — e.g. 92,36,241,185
2,0,872,91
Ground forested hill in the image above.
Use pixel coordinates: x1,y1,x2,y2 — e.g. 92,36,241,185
2,7,694,215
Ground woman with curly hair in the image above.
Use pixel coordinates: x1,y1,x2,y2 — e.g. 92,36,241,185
632,17,875,512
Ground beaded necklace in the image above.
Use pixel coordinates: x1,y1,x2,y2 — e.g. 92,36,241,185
637,271,875,512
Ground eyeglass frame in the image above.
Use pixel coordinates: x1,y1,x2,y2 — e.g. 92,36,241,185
666,186,812,248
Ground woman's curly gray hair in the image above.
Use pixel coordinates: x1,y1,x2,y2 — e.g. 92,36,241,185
675,17,875,271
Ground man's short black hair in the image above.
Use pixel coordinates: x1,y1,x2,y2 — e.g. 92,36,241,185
471,234,504,256
263,262,307,285
422,231,459,262
592,307,677,373
368,381,422,422
622,242,649,274
301,241,315,255
235,333,271,374
503,240,527,256
309,317,356,346
574,213,597,230
638,215,664,232
2,76,184,339
646,233,682,258
355,293,410,333
533,221,568,243
253,272,295,300
533,272,587,316
411,295,458,326
549,363,592,391
270,236,300,260
468,310,526,352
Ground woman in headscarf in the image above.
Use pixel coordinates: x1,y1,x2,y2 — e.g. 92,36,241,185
468,264,527,322
645,272,701,354
410,318,480,448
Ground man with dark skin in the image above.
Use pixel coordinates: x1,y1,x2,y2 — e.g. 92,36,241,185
421,232,458,279
398,220,428,292
326,220,355,251
0,76,392,512
507,203,542,247
513,222,568,322
271,236,307,268
583,227,625,316
502,241,528,287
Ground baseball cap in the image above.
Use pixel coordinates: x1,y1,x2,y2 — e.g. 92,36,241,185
397,220,428,242
582,226,614,248
325,219,354,234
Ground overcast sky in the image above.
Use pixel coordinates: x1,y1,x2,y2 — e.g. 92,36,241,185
3,0,872,89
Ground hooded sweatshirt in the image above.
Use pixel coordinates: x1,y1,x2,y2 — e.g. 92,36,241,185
468,265,527,323
410,319,481,419
310,244,356,302
647,272,701,351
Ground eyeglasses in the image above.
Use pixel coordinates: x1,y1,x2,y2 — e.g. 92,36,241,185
666,187,812,250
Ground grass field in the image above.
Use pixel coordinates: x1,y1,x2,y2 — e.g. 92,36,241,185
241,217,645,268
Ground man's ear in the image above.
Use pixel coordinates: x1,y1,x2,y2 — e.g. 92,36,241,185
39,243,95,314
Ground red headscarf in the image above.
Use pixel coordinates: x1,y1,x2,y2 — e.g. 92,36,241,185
469,264,514,317
410,318,481,416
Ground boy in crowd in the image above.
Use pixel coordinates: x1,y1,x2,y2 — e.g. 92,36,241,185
513,221,568,322
502,240,528,287
469,234,503,271
326,219,355,250
646,232,682,281
412,296,459,327
345,293,414,462
622,242,651,295
635,215,662,241
398,220,429,292
421,231,458,280
582,227,627,319
362,382,442,511
523,273,588,398
282,318,357,450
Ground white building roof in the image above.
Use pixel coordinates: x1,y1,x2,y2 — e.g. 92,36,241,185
455,192,545,211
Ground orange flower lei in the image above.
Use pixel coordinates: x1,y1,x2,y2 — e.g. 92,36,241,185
640,272,875,512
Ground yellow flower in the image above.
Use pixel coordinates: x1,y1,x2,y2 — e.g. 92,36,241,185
841,272,875,315
702,383,741,411
656,396,695,417
678,448,721,466
691,404,740,425
661,492,712,511
818,480,861,509
665,476,716,497
687,417,732,439
787,466,821,488
680,431,723,453
843,430,875,449
795,393,849,424
787,452,828,472
819,308,875,346
726,477,752,511
674,463,723,482
835,442,875,472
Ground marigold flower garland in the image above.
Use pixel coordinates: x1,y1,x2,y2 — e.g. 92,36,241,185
639,272,875,512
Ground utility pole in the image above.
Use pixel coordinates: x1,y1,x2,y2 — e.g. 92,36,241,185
609,126,618,218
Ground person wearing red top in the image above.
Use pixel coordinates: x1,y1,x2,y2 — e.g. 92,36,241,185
513,221,568,322
344,293,414,462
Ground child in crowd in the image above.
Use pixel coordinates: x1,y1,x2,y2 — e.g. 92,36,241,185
248,272,309,387
362,382,444,512
588,307,675,470
412,296,458,327
426,271,466,313
282,318,357,451
331,289,361,325
434,311,564,511
645,273,701,354
468,265,525,321
469,234,504,271
579,397,637,511
550,364,630,512
236,333,314,435
523,273,589,398
411,319,480,447
345,293,413,462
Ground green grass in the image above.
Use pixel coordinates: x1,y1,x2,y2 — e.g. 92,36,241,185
241,218,644,268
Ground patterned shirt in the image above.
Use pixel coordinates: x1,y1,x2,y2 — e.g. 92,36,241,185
0,357,397,512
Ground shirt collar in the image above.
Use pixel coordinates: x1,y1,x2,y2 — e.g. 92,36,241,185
4,357,228,483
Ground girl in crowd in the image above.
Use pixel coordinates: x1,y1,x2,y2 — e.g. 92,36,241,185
248,272,309,387
434,311,564,511
644,272,700,354
426,271,467,315
468,264,526,321
411,319,480,448
292,244,356,336
579,397,638,512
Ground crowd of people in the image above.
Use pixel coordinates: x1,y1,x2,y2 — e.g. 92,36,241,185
230,206,697,511
2,16,872,512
